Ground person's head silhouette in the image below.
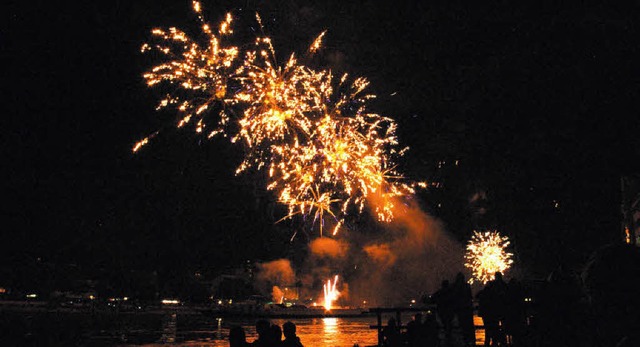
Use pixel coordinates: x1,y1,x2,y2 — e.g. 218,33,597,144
255,319,270,340
229,326,246,347
270,324,282,343
283,321,297,339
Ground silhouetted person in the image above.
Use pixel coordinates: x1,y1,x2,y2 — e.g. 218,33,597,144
282,321,304,347
269,323,283,346
382,317,401,347
422,312,440,347
477,272,507,346
230,325,249,347
251,319,271,347
476,285,491,346
583,244,640,346
504,278,525,347
453,272,475,346
534,265,584,346
405,313,422,347
433,279,455,344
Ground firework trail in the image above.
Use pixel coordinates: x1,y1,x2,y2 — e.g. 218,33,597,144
136,1,423,236
464,230,514,284
323,275,340,310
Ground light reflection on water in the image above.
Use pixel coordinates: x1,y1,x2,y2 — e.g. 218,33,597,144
322,317,339,341
216,317,223,340
159,312,177,343
134,313,379,347
123,312,489,346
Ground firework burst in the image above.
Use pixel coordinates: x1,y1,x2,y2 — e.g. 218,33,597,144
136,2,422,236
464,230,514,284
137,1,238,146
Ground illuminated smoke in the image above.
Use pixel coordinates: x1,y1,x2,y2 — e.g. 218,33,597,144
309,237,349,260
272,286,285,304
363,243,397,269
256,259,296,301
349,197,464,306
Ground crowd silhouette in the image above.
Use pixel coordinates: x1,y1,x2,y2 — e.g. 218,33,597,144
228,243,640,347
421,244,638,347
230,320,304,347
383,269,583,347
382,311,441,347
374,271,530,347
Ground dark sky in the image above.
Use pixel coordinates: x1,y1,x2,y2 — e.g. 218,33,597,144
3,0,640,283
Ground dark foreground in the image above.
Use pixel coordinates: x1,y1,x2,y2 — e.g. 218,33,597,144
0,309,380,347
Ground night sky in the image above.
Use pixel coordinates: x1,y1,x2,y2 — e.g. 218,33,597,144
3,1,640,291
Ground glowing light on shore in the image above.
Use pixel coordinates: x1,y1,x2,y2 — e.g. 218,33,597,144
136,2,426,236
464,231,514,284
323,275,340,311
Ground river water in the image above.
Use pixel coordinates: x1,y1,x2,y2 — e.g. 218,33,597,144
134,314,380,347
130,311,482,346
2,309,481,346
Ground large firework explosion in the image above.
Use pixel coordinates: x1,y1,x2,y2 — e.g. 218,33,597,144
464,230,514,284
135,1,423,236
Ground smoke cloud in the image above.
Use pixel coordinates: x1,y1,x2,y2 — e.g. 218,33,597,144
256,196,464,308
309,237,349,259
272,286,285,304
363,243,397,268
346,195,464,306
256,259,296,301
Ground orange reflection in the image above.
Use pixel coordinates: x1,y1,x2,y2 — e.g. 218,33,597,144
322,317,338,336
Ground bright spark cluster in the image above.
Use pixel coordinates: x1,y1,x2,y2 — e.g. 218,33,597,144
323,275,340,311
136,1,420,235
464,231,514,284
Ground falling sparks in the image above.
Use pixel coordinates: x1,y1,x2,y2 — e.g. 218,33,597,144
309,31,326,54
323,275,340,311
136,3,423,236
132,138,149,153
132,131,159,153
464,231,514,284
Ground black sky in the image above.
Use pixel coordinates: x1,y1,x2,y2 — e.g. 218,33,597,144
3,0,640,284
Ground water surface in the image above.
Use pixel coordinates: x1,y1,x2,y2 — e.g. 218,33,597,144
132,314,379,347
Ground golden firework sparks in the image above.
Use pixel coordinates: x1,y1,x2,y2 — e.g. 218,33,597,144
136,3,424,235
323,275,340,311
139,1,238,144
464,230,514,284
132,137,149,153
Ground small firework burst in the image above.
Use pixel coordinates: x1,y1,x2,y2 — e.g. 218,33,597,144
139,1,238,146
464,230,514,284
